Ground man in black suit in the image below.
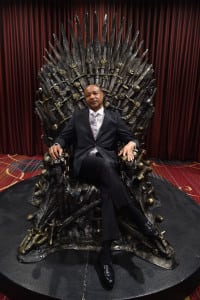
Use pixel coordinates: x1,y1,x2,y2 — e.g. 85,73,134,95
49,84,158,290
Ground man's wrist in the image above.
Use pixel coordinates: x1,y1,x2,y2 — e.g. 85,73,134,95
128,141,136,148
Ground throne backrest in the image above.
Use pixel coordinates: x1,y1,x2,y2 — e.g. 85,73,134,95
35,13,156,147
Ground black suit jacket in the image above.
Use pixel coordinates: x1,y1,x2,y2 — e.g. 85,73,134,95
55,108,137,177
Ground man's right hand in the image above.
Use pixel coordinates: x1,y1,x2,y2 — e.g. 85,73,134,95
49,143,63,160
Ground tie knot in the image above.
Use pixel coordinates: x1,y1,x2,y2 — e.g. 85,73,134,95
91,112,99,118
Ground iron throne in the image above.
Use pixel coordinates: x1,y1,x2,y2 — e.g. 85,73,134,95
18,13,175,269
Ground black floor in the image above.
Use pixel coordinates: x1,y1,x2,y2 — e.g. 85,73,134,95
0,176,200,300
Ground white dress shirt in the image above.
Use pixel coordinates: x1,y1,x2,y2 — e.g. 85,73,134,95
89,107,104,139
89,107,104,154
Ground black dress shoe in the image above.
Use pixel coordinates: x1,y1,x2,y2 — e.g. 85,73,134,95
142,220,160,237
95,261,115,290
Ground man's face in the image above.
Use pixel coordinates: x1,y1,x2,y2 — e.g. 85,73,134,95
84,85,104,111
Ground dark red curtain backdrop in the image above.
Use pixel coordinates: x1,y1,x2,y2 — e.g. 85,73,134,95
0,0,199,160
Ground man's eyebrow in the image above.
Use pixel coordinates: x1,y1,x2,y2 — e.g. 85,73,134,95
84,89,100,95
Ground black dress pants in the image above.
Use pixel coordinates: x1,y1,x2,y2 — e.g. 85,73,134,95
79,153,133,241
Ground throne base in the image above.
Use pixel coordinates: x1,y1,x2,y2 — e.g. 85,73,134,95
0,176,200,300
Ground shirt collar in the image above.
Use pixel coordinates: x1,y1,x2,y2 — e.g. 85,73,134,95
89,106,104,116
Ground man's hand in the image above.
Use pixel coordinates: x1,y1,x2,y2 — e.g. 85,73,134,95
49,143,63,160
118,141,137,161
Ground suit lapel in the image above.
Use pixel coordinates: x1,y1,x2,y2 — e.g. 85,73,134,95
82,108,94,139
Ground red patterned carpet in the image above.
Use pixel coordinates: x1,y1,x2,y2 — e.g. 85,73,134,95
151,161,200,204
0,154,42,192
0,154,200,300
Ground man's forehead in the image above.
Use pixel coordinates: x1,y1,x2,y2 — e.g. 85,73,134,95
84,85,101,93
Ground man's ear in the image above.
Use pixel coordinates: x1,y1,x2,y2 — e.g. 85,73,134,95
100,89,104,97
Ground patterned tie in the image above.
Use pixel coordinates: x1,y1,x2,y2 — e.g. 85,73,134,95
90,112,99,139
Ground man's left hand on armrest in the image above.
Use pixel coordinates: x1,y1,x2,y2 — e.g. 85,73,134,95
118,141,137,162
